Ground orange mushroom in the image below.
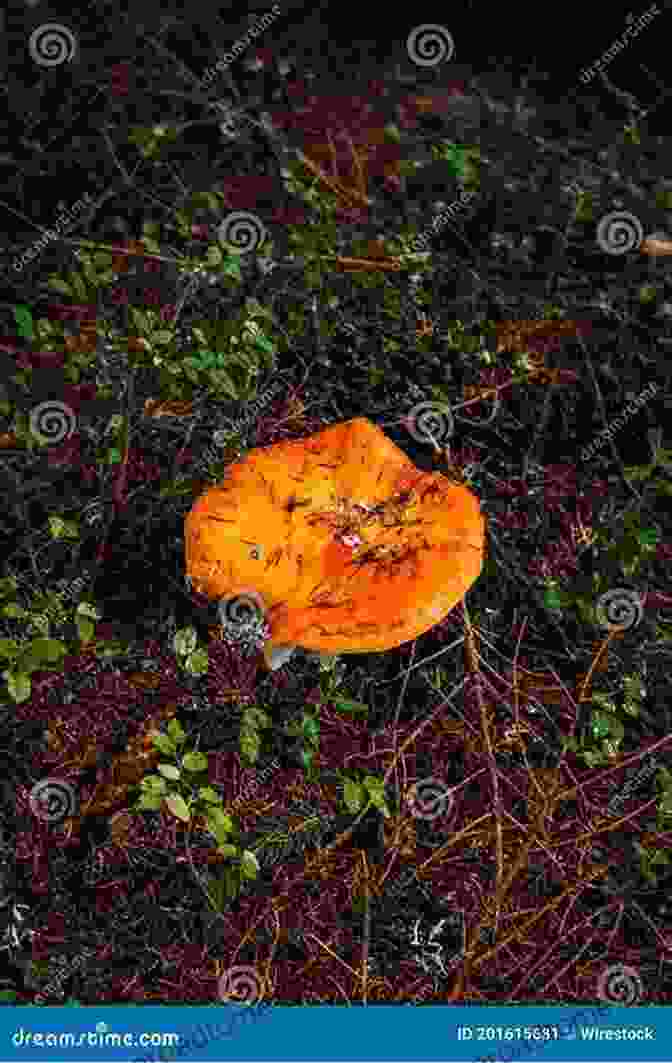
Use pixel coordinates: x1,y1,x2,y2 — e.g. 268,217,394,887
184,417,485,669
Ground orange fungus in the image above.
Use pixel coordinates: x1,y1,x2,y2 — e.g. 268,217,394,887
184,417,485,663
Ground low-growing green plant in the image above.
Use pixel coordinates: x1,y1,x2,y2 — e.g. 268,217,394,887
132,717,260,905
239,704,272,766
562,671,646,768
0,574,110,703
337,769,391,818
285,707,321,777
172,626,208,676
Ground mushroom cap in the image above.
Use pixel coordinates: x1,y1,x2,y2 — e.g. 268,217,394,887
184,417,485,654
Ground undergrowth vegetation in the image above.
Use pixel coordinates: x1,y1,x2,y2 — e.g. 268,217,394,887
0,35,670,1007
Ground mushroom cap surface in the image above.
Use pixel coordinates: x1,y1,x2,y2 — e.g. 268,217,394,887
184,417,485,653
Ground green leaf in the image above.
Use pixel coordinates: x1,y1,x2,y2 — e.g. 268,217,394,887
27,638,67,664
333,698,369,718
136,792,164,811
157,763,181,781
206,245,223,267
209,808,234,833
153,733,178,757
173,626,198,657
183,751,208,773
151,330,175,345
222,256,242,279
76,616,95,643
46,277,73,295
343,778,364,813
76,601,101,620
185,648,208,675
544,586,565,610
0,639,19,658
167,718,186,742
141,774,168,792
241,849,259,880
240,729,260,765
164,793,191,822
6,671,31,703
2,603,26,619
0,578,17,599
0,990,17,1002
217,843,239,859
198,786,221,804
107,448,122,464
302,715,320,743
13,305,34,340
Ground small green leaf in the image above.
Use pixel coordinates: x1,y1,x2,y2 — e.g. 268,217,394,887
206,245,223,267
7,671,31,703
217,843,239,859
107,448,122,464
141,775,168,792
164,793,191,822
241,849,259,879
185,648,208,675
76,601,101,620
137,792,164,811
222,256,242,279
76,616,95,643
343,778,364,813
2,603,26,618
157,763,181,781
183,751,208,773
153,734,178,757
151,330,175,345
13,305,34,340
333,698,369,718
0,578,18,599
0,990,18,1002
0,639,19,658
27,638,67,664
46,277,73,295
173,626,198,657
209,808,234,833
198,786,221,804
240,729,260,765
167,718,186,742
302,715,320,743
